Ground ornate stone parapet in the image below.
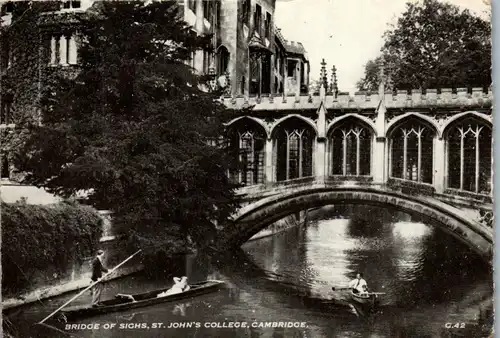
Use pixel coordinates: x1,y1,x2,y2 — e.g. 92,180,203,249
223,88,493,111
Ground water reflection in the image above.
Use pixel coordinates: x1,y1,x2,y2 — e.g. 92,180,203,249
5,204,493,338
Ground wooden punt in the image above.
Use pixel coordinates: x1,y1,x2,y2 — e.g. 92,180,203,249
57,280,225,321
350,290,379,307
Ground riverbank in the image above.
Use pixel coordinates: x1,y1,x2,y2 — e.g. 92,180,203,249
2,264,144,310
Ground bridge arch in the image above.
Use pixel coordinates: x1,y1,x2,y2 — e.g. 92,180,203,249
219,187,492,262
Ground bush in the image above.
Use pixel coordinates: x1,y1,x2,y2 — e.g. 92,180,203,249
1,201,103,294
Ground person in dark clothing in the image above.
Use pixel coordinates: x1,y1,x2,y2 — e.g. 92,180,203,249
91,250,108,306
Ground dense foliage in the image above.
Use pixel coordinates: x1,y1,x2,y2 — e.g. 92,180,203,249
357,0,491,91
11,1,240,251
1,201,103,294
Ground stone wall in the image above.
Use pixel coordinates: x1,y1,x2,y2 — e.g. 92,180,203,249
248,210,305,241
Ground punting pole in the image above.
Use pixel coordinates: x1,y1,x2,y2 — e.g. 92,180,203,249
38,249,142,324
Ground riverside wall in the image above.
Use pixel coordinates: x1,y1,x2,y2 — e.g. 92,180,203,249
248,210,307,241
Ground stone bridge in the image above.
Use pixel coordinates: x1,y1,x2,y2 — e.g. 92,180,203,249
214,178,493,262
217,83,493,262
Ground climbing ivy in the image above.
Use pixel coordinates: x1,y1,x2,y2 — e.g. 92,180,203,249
1,201,103,295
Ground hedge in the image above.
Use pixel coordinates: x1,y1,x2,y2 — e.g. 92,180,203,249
1,201,103,294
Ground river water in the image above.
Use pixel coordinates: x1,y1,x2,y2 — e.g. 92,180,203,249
6,205,493,338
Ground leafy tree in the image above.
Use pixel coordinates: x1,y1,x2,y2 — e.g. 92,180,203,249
13,1,240,252
356,57,384,92
357,0,491,91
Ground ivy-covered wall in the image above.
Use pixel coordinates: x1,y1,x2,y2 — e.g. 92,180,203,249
1,200,103,295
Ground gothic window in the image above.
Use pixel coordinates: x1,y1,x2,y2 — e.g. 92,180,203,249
275,119,314,181
203,0,212,21
50,34,78,66
227,121,266,186
239,131,265,185
265,12,272,39
217,46,229,75
447,119,492,194
254,4,262,35
249,53,260,95
330,124,372,176
241,0,250,25
390,120,434,184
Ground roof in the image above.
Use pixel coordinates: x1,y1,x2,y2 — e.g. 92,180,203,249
274,25,308,61
249,32,272,54
284,41,307,57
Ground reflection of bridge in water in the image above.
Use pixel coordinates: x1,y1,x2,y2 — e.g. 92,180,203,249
219,84,493,261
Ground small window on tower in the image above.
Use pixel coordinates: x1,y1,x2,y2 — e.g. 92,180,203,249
265,13,271,39
62,1,81,9
1,154,9,180
241,0,250,24
4,2,14,14
254,5,262,34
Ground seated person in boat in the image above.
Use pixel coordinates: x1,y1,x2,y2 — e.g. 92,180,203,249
157,276,190,298
348,273,368,295
116,277,190,302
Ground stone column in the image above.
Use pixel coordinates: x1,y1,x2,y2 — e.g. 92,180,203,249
50,36,57,65
295,60,302,101
372,137,386,183
59,35,67,65
68,35,78,65
270,53,275,97
434,136,445,193
283,60,288,97
315,88,327,181
265,138,274,183
315,138,326,180
373,71,387,184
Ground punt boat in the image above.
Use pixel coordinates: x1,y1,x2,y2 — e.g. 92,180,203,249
57,280,225,321
350,290,379,307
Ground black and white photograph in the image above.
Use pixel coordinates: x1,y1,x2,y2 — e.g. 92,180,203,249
0,0,494,337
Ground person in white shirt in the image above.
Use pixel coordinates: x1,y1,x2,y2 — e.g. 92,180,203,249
348,273,368,295
118,276,191,302
157,276,190,298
